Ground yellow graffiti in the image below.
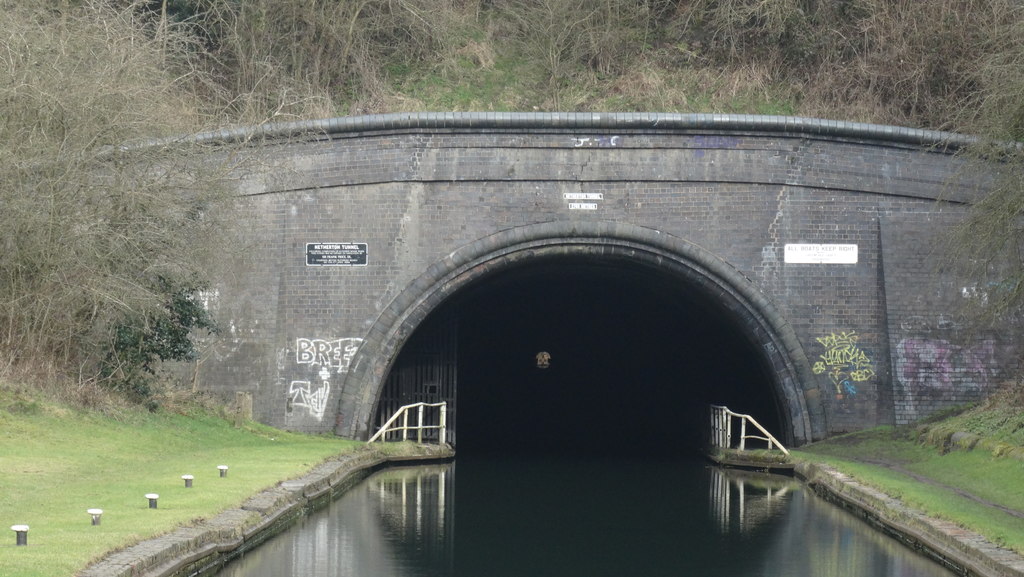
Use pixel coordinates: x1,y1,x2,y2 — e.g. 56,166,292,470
812,331,875,396
849,369,875,381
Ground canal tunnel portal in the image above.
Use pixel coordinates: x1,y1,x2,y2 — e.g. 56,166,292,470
194,113,1022,446
374,242,802,455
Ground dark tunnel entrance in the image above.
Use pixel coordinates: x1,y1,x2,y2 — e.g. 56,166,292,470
376,256,788,458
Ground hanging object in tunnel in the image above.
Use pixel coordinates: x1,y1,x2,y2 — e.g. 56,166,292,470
536,351,551,369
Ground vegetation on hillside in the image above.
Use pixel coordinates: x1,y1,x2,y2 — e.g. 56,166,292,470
152,0,1023,134
0,0,242,405
915,378,1024,454
2,0,1024,404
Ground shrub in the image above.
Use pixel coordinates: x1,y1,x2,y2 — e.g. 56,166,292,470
0,0,238,400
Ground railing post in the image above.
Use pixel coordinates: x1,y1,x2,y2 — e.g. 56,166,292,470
739,418,746,451
417,404,424,443
402,410,408,441
439,403,447,445
713,406,720,448
713,405,728,449
710,407,715,448
718,411,724,448
720,408,727,448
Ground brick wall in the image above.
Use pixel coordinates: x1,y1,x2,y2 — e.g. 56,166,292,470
193,113,1016,441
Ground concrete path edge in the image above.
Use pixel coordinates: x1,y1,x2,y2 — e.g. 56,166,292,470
795,462,1024,577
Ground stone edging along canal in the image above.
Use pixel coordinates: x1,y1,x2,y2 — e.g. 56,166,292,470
76,444,455,577
795,462,1024,577
79,448,1024,577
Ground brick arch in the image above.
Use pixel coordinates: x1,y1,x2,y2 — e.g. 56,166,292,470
337,220,825,444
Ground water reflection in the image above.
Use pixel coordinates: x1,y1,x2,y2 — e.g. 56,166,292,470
216,464,454,577
216,458,954,577
372,465,454,574
709,467,954,576
709,466,796,534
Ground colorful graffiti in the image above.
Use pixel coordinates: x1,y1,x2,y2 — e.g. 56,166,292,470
812,331,876,398
895,338,995,394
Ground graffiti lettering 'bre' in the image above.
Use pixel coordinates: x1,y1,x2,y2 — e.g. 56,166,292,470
288,338,364,421
812,331,876,398
296,337,364,373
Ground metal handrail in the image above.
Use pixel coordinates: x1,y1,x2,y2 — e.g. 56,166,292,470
368,402,447,444
709,405,789,456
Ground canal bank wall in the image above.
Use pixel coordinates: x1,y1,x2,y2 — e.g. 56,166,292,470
78,447,1023,577
77,444,454,577
795,462,1024,577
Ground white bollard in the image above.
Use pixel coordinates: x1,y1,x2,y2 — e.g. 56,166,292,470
11,525,29,546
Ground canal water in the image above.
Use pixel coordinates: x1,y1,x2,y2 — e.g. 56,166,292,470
216,455,955,577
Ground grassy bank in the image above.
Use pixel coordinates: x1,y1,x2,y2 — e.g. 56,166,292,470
4,380,1024,576
793,392,1024,554
0,389,362,577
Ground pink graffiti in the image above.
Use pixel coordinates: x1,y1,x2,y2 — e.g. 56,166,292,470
896,339,995,393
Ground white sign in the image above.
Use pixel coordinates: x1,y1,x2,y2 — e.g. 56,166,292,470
563,193,603,200
306,243,368,266
784,244,858,264
568,202,598,210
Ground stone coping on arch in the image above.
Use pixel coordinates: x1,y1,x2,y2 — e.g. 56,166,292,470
118,112,978,152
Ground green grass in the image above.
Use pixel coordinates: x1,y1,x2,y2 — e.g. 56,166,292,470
389,55,542,112
0,392,362,577
5,376,1022,576
795,426,1024,553
918,395,1024,450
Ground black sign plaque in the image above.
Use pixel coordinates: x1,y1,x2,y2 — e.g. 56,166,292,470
306,243,368,266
